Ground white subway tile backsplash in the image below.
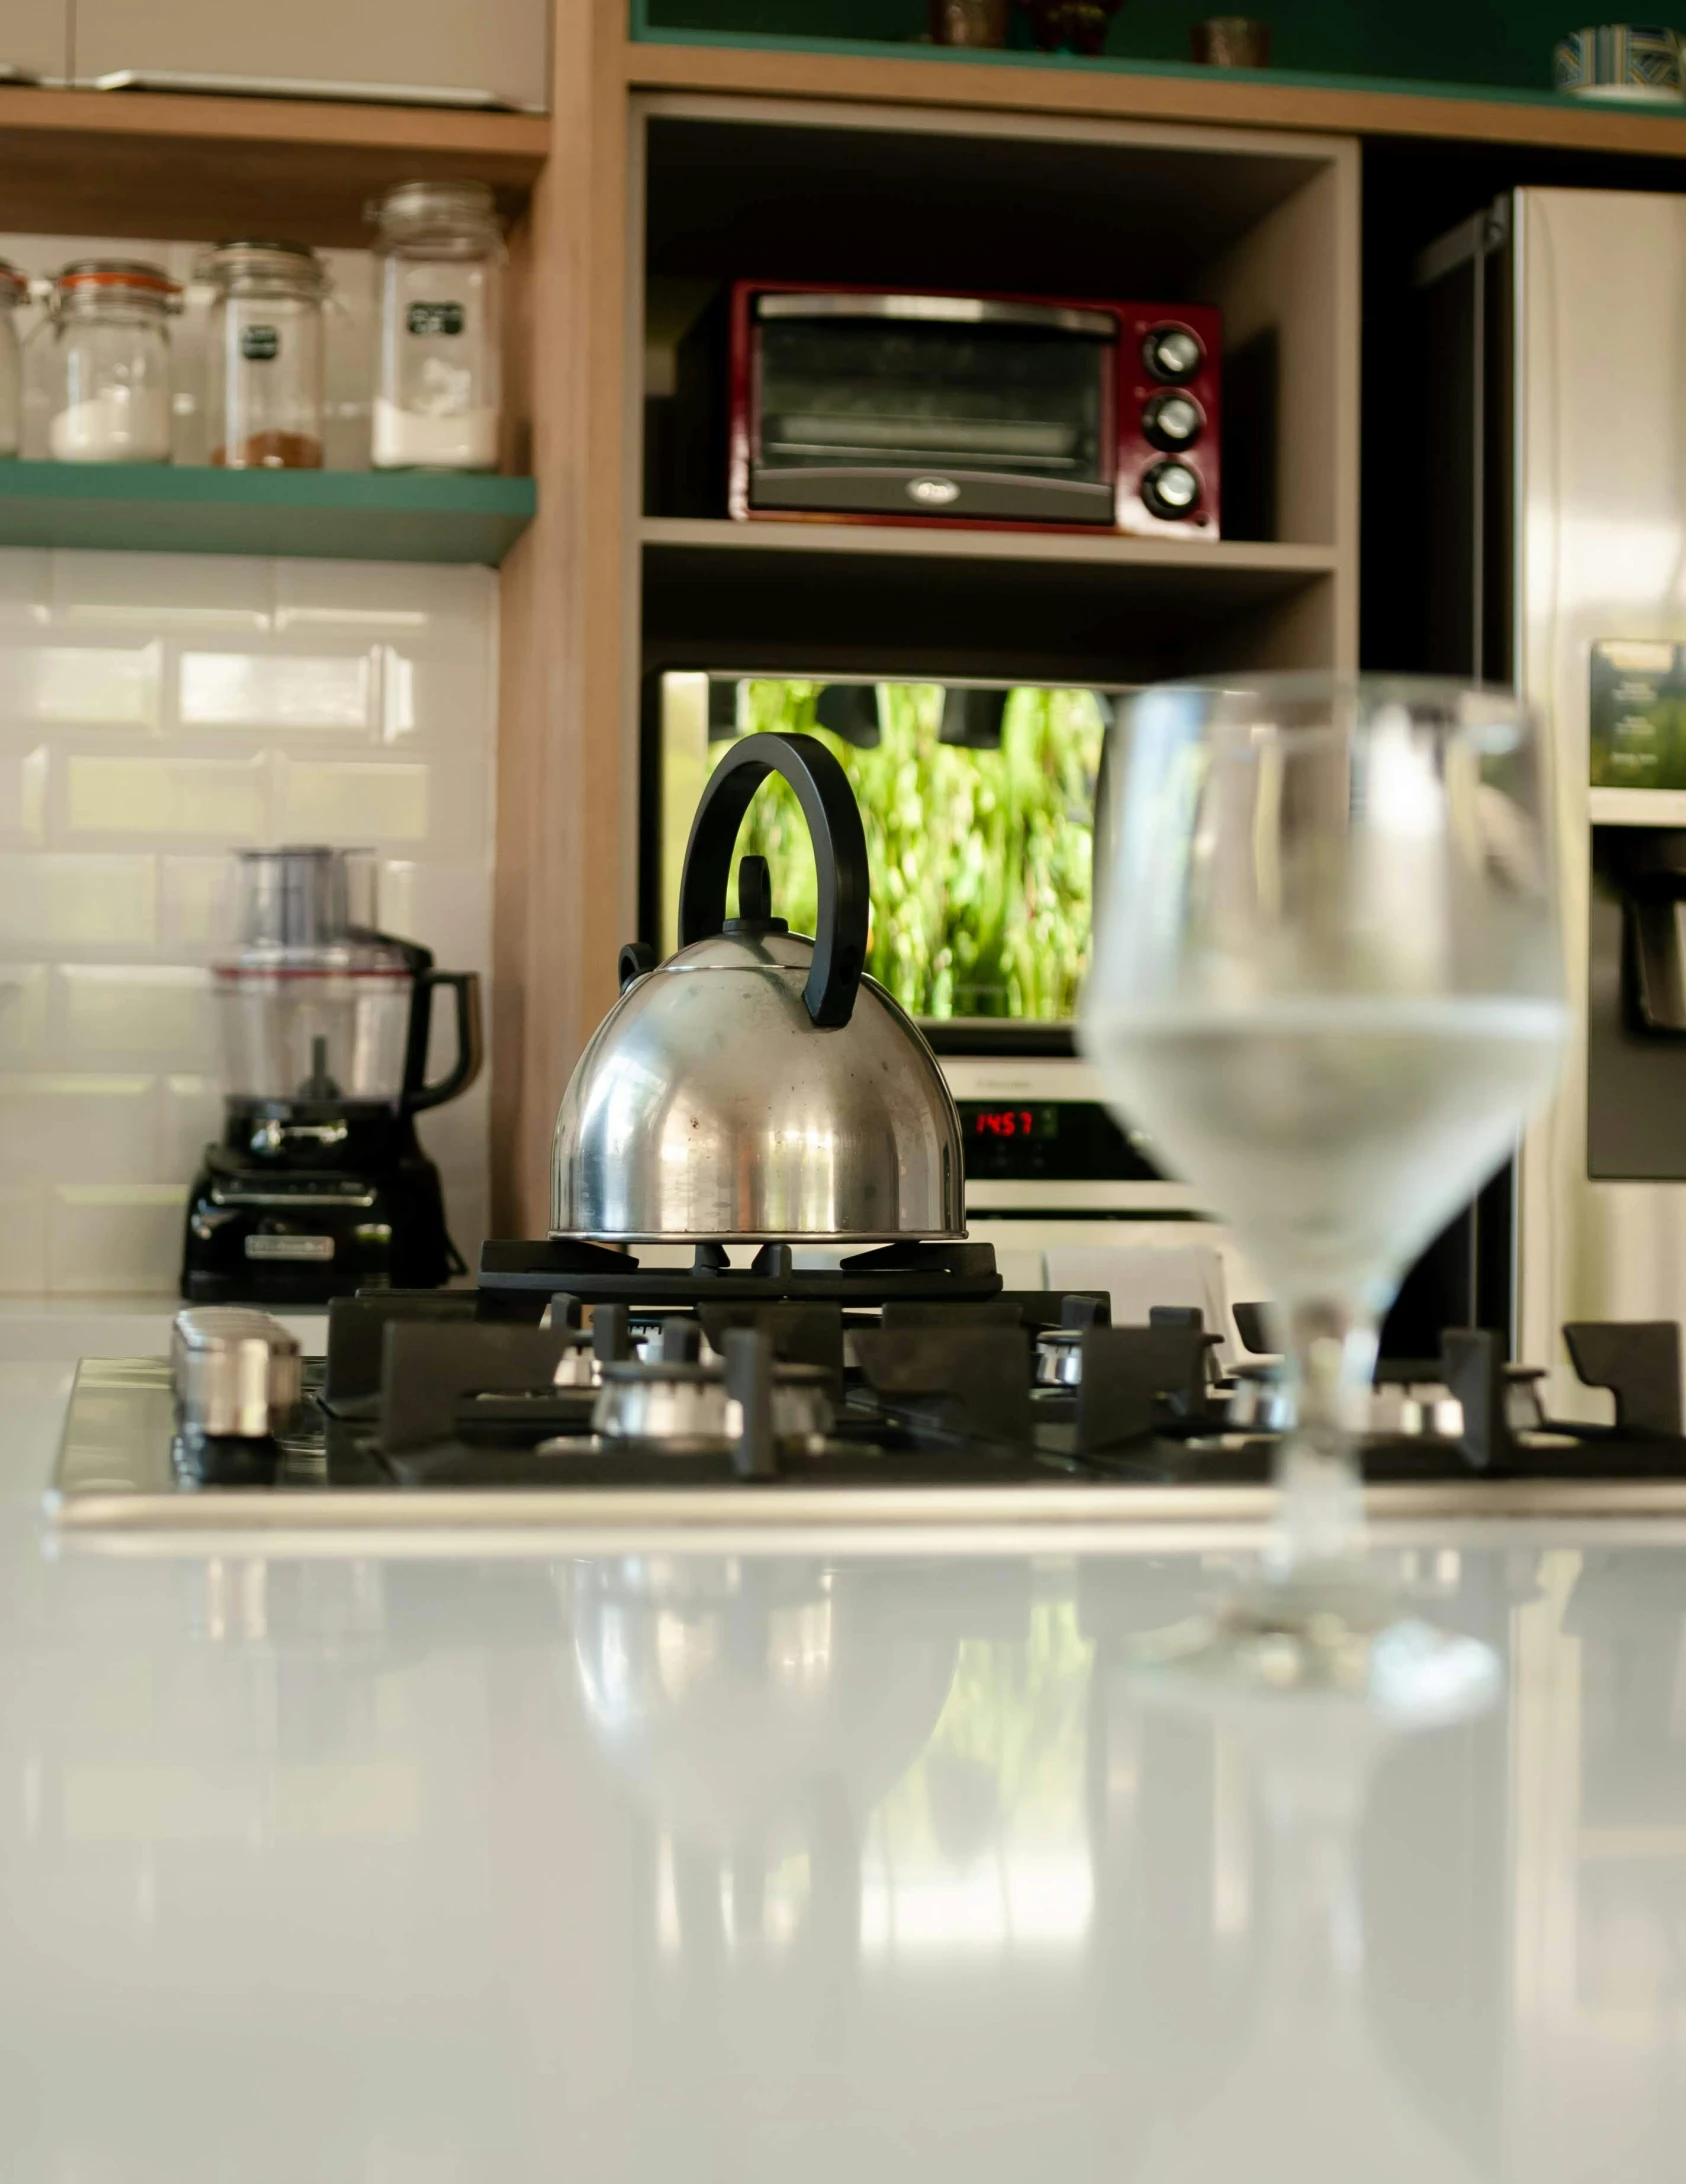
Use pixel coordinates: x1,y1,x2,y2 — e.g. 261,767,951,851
160,1075,223,1182
0,538,496,1291
0,742,48,844
0,1186,47,1292
378,862,493,970
382,639,493,748
49,553,273,631
56,966,214,1068
0,551,50,626
0,1074,159,1184
278,759,429,843
0,642,161,729
0,854,156,951
64,754,267,842
275,561,490,633
49,1186,188,1294
179,650,377,733
159,855,234,955
0,965,47,1060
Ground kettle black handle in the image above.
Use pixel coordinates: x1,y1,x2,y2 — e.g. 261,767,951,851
677,732,869,1029
405,970,485,1113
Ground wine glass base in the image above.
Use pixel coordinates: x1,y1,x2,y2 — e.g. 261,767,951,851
1133,1569,1502,1728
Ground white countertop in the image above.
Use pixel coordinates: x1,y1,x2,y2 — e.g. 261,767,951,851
0,1352,1683,2180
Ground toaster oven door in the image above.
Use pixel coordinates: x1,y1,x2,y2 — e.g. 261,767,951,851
748,294,1117,525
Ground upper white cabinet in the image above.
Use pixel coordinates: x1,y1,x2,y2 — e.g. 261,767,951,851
0,0,68,82
72,0,549,111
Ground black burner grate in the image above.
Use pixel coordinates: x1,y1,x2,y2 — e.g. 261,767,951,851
476,1236,1005,1315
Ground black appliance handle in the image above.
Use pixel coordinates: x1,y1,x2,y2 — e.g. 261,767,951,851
676,731,869,1029
405,970,485,1113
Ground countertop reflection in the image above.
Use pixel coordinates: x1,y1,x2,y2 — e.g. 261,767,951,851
0,1366,1682,2179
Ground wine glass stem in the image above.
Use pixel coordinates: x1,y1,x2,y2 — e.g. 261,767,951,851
1270,1297,1378,1579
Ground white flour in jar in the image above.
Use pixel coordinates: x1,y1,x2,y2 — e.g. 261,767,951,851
49,385,171,461
371,396,498,471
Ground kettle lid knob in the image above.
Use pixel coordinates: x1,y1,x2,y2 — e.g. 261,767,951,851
722,855,789,938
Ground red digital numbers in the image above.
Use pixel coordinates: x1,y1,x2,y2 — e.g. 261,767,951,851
975,1109,1035,1139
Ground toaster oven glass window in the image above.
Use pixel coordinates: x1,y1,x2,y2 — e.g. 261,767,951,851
758,319,1112,480
664,677,1109,1025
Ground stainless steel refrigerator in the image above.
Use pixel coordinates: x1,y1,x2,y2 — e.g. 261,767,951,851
1421,187,1686,1412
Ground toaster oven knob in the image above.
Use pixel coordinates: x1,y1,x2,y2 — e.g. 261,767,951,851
1143,390,1204,450
1141,459,1201,519
1142,324,1204,385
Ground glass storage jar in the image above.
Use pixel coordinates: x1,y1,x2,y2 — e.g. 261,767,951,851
201,240,328,470
44,260,180,463
0,262,27,458
367,180,503,471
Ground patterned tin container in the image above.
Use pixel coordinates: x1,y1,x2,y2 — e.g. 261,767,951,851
1554,23,1686,101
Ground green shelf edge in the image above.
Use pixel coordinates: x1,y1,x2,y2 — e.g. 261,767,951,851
629,9,1686,121
0,462,538,566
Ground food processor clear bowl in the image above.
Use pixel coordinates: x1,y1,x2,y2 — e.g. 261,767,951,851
214,964,416,1105
214,846,418,1107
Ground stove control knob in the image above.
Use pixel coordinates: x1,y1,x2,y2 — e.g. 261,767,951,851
171,1307,303,1440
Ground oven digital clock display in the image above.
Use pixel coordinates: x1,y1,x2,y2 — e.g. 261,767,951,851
970,1106,1059,1141
956,1100,1157,1182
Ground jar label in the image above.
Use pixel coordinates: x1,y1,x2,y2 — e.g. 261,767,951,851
407,302,465,338
240,325,280,362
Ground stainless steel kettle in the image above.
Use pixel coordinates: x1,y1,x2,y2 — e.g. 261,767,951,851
551,733,965,1243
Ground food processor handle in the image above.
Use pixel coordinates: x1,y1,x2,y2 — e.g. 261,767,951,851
676,731,869,1029
405,971,484,1112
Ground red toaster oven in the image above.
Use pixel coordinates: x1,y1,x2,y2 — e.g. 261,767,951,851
728,280,1221,539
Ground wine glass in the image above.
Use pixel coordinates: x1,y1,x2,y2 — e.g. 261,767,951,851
1082,674,1567,1707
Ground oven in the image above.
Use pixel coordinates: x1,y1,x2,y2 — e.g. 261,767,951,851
728,283,1222,538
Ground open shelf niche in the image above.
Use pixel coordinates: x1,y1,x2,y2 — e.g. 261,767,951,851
633,92,1359,696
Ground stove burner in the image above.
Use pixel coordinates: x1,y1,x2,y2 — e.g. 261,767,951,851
588,1320,835,1456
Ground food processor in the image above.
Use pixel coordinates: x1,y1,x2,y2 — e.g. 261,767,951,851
181,846,483,1305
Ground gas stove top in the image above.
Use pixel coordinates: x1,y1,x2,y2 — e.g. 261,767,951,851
49,1240,1686,1537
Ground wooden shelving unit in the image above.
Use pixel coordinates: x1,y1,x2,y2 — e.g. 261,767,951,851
506,10,1686,1234
0,84,548,245
640,519,1341,681
623,32,1686,160
641,516,1338,572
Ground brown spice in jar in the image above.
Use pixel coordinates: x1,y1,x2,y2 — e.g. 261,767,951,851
211,431,324,470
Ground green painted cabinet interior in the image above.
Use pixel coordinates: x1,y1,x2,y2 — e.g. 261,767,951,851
634,0,1613,101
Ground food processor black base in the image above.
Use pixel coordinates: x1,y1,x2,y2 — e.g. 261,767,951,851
180,1105,463,1307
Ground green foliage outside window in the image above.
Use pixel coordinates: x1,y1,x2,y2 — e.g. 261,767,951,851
716,680,1105,1019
